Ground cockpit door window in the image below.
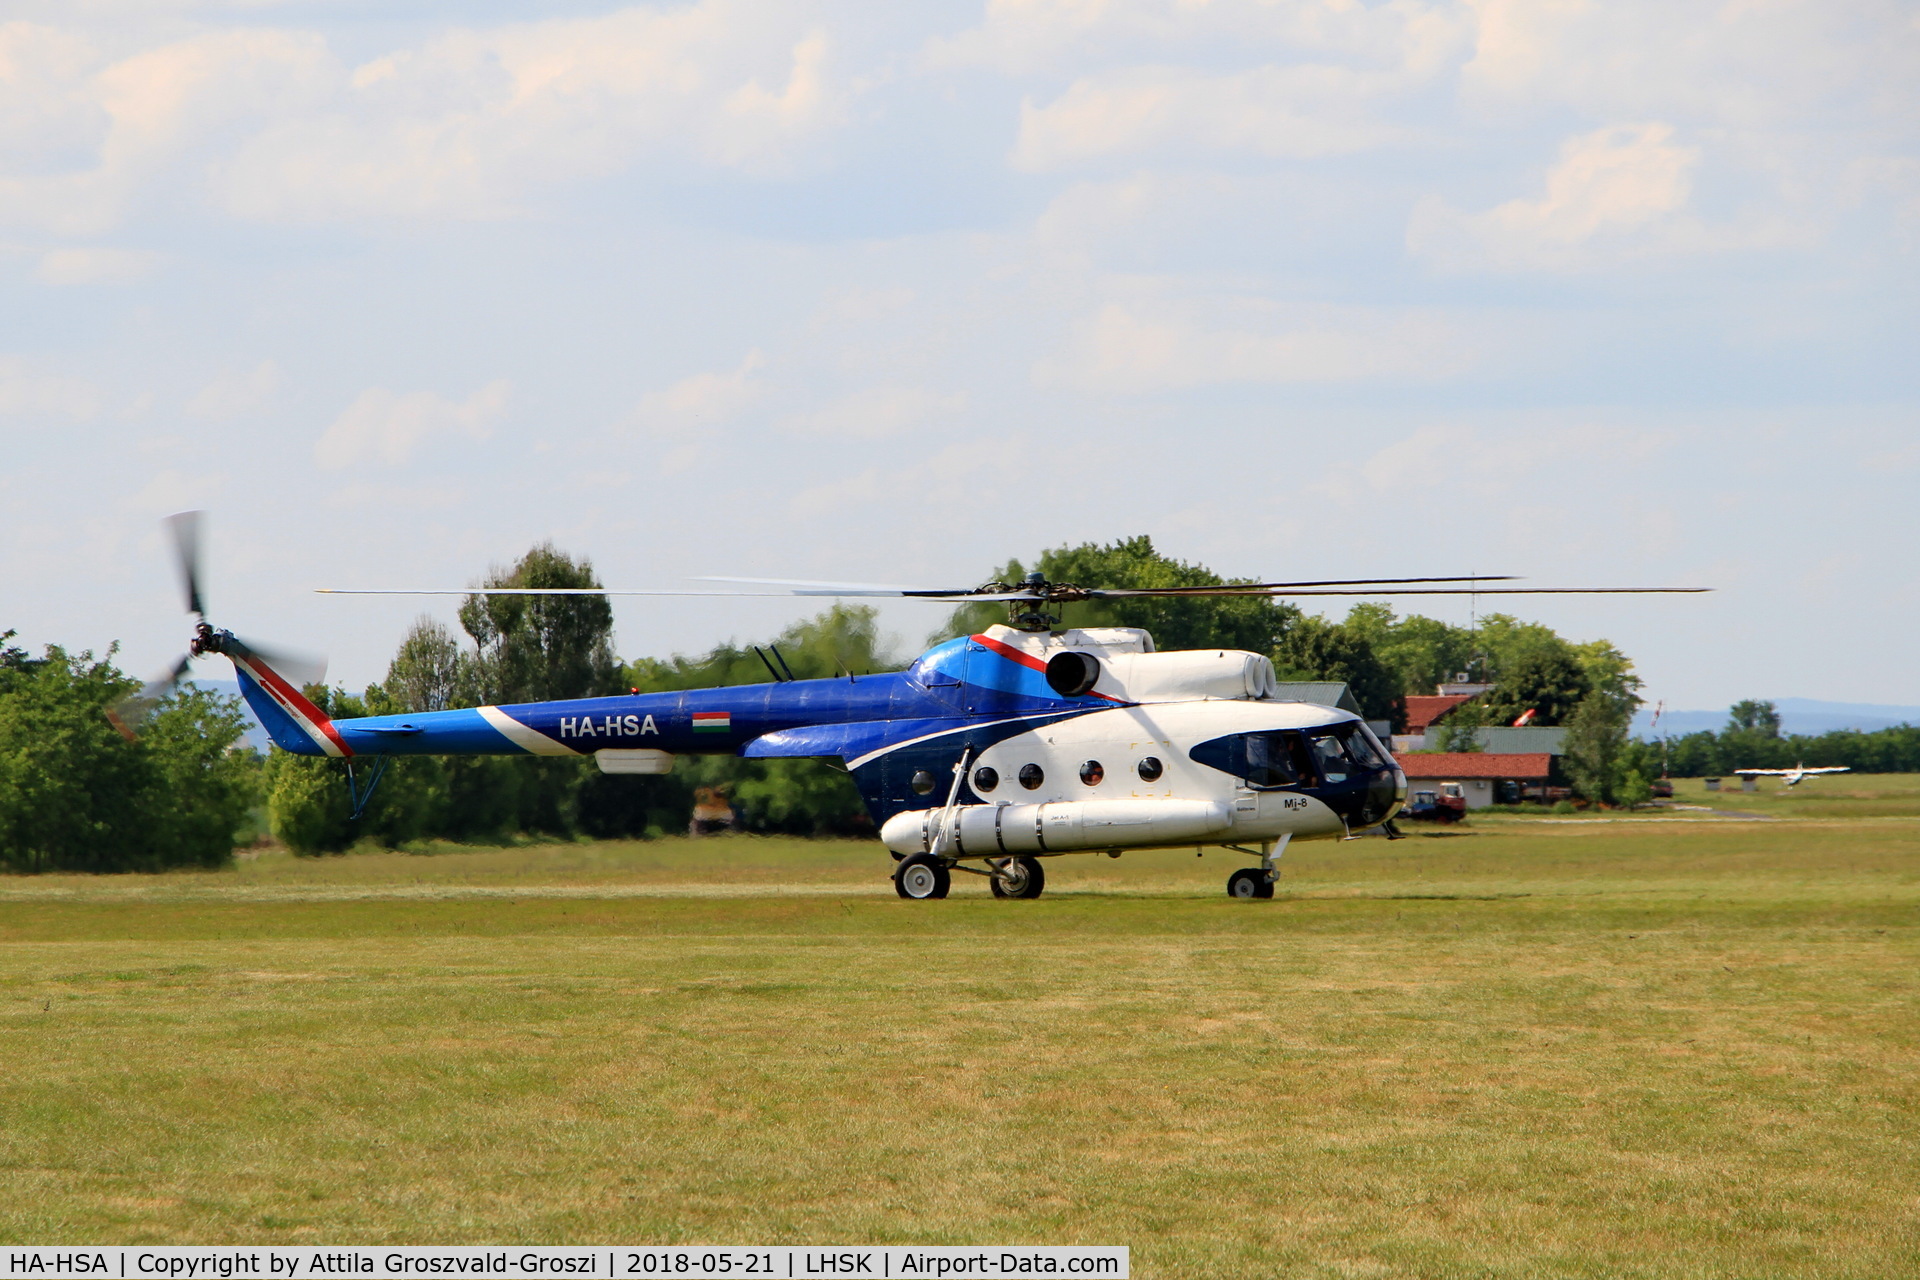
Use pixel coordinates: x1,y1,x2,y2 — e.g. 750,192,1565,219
1306,730,1354,784
1189,729,1316,789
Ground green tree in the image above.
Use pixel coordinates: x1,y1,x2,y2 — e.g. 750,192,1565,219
1728,700,1782,737
138,687,261,866
1343,604,1477,696
938,535,1295,654
1478,645,1592,727
1271,614,1403,725
1572,638,1643,707
460,543,622,704
0,636,256,872
1435,698,1487,752
1616,768,1653,811
386,617,475,712
1563,692,1631,804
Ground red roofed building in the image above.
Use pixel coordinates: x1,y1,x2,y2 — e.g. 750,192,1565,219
1403,695,1477,736
1399,752,1561,808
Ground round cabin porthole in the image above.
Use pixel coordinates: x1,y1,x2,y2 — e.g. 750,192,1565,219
973,765,999,793
1137,756,1164,782
1018,763,1045,790
1080,760,1104,786
911,770,936,795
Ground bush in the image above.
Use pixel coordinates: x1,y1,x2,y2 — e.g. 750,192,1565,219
0,640,258,873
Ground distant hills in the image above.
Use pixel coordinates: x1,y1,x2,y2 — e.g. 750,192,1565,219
1633,698,1920,739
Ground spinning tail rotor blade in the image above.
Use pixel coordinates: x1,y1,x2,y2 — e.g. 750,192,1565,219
165,510,207,619
228,635,328,691
106,654,192,740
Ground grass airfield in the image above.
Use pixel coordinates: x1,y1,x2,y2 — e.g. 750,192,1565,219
1,780,1917,1277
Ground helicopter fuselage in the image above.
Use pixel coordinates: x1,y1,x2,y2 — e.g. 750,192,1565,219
232,623,1407,889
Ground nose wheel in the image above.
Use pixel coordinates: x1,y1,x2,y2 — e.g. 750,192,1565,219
1227,867,1275,899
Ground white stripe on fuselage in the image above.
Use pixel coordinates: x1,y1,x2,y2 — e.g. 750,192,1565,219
844,712,1090,772
478,706,579,756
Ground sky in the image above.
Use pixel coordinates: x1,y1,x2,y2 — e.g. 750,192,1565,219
3,0,1917,712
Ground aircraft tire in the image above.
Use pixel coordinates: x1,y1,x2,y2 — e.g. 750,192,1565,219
1227,868,1273,900
989,855,1046,900
894,854,950,900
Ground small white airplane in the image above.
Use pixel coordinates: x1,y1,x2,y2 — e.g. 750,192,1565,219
1735,763,1850,788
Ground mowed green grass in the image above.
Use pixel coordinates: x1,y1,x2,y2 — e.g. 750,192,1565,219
2,790,1918,1278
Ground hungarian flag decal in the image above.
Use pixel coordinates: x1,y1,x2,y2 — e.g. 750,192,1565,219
692,711,732,733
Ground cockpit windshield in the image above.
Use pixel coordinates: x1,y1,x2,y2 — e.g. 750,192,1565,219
1189,720,1389,789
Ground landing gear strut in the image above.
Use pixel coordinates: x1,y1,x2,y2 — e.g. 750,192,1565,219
989,855,1045,900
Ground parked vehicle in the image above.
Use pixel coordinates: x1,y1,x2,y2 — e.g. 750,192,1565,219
1403,783,1467,823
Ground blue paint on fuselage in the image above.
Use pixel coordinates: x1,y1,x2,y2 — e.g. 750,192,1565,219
315,638,1110,763
271,636,1123,825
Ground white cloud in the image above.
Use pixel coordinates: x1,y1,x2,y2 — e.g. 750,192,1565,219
1013,63,1410,171
126,466,223,518
931,0,1468,77
786,441,998,518
1409,123,1704,271
1461,0,1920,129
1035,300,1475,393
0,355,105,419
626,351,764,474
781,386,966,440
217,7,845,222
186,360,278,422
313,380,509,469
0,28,332,234
0,5,849,231
634,350,765,433
36,245,162,284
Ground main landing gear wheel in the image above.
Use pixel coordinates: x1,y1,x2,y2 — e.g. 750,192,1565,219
989,855,1046,900
894,853,951,900
1227,868,1274,900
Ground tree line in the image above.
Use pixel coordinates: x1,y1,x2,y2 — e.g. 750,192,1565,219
1648,699,1920,777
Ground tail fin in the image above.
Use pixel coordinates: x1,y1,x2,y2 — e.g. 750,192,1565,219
230,645,352,758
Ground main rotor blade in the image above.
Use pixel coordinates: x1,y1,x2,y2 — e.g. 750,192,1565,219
1182,586,1711,597
165,510,206,619
698,574,1520,598
695,576,990,596
1085,576,1521,598
318,583,1705,602
316,587,1045,602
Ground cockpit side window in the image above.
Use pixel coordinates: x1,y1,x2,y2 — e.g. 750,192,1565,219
1189,730,1314,789
1336,721,1388,769
1306,730,1353,784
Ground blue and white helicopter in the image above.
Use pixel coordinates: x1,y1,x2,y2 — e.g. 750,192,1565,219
133,513,1704,900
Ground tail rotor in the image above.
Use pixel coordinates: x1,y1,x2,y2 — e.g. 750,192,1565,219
109,511,326,739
